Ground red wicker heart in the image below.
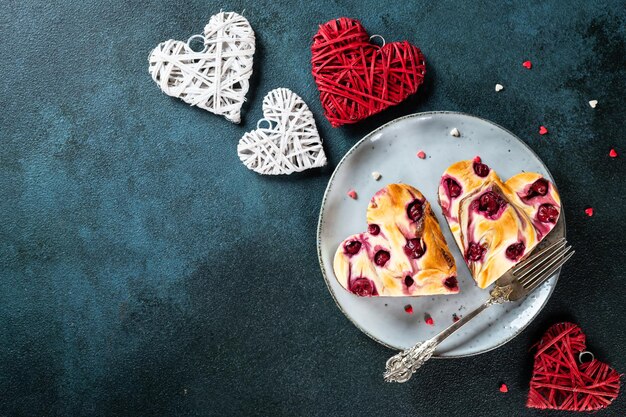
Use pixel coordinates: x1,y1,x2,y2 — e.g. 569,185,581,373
311,17,426,127
528,322,621,412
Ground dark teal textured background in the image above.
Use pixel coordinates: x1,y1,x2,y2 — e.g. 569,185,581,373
1,1,625,416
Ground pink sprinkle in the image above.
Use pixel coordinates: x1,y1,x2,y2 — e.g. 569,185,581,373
424,315,434,326
522,60,532,69
347,190,357,200
539,126,548,135
609,148,618,158
417,151,426,159
404,304,413,314
585,207,594,217
473,156,482,163
500,383,509,393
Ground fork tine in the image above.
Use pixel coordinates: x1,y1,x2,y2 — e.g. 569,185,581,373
523,250,574,293
513,239,567,279
516,244,570,284
519,245,573,288
513,237,566,273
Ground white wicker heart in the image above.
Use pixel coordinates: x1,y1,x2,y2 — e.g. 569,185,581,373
238,88,327,175
148,11,255,124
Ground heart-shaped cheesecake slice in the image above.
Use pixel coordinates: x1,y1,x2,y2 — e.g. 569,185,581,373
333,184,457,296
438,158,561,288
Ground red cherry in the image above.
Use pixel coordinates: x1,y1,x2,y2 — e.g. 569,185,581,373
473,161,490,177
368,224,380,235
537,204,559,223
478,191,502,216
526,178,549,199
539,126,548,135
374,250,390,267
445,178,462,199
344,240,361,255
407,200,423,222
444,276,458,291
466,242,485,262
522,60,532,69
404,238,425,259
350,278,375,296
505,242,525,261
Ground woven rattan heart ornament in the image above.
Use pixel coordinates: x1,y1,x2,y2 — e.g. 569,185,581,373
149,11,255,124
311,17,426,127
237,88,327,175
527,322,621,412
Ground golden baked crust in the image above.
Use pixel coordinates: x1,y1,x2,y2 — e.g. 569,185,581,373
438,159,561,289
333,184,458,296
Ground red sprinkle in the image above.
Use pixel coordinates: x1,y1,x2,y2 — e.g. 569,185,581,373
452,313,460,323
539,126,548,135
404,304,413,314
523,60,532,69
609,148,618,158
347,189,357,199
500,383,509,393
417,151,426,159
473,155,482,163
425,315,434,326
585,207,594,217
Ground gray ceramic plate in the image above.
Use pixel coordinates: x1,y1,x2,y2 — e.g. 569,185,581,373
317,111,565,357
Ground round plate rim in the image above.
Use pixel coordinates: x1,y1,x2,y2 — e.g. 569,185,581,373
316,110,566,358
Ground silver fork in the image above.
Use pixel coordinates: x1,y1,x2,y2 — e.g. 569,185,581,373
383,237,574,383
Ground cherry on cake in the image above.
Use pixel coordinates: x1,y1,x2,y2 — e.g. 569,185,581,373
438,159,561,289
333,184,458,297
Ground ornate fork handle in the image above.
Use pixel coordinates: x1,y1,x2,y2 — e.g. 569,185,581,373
383,284,513,383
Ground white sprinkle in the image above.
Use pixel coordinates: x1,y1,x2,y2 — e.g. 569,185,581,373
450,128,460,137
371,171,382,181
589,100,598,108
495,83,504,92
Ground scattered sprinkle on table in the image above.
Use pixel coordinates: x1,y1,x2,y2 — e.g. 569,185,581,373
425,315,434,326
417,150,426,159
452,313,460,323
585,207,594,217
500,383,509,393
589,100,598,108
609,148,618,158
404,304,413,314
495,83,504,92
450,127,460,137
347,189,357,199
522,60,532,69
371,171,382,181
539,126,548,135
